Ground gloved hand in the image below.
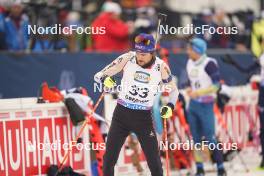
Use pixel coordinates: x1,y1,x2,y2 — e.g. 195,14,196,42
160,103,174,119
94,72,116,89
103,76,116,89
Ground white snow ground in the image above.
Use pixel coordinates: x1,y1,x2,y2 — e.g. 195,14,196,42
119,146,264,176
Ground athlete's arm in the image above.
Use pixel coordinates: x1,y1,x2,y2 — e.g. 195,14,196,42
94,52,132,83
160,62,179,108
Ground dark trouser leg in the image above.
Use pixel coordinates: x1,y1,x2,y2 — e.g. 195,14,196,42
187,100,203,170
133,112,163,176
103,106,129,176
199,102,224,169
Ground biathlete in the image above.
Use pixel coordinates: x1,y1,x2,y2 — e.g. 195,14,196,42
94,33,179,176
185,38,226,176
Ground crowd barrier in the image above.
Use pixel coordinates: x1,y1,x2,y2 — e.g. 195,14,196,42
0,98,91,176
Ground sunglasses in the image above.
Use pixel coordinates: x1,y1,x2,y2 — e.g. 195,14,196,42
135,35,151,46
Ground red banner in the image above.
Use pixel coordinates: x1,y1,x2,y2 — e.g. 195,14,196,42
0,106,90,176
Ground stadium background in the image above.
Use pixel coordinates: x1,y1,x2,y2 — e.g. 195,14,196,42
0,0,264,176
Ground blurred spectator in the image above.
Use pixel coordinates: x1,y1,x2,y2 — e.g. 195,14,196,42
211,8,231,48
31,35,58,52
4,3,29,51
192,8,253,50
91,1,133,52
30,9,68,52
65,11,82,52
133,6,157,35
193,9,228,48
135,0,153,7
0,1,260,52
251,10,264,58
231,10,254,51
193,9,214,45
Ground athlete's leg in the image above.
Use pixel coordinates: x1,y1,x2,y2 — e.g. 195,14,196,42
198,102,224,171
133,111,163,176
188,100,203,143
103,105,130,176
187,100,204,172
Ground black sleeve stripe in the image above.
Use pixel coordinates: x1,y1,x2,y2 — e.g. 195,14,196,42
162,75,172,83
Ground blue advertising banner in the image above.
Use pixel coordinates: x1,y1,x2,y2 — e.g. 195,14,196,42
0,51,256,101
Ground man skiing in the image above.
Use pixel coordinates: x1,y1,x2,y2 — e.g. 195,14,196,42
186,38,226,176
94,33,179,176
